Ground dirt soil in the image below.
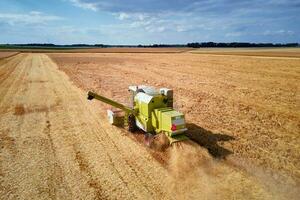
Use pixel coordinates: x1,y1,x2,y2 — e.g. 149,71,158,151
0,52,19,59
190,47,300,58
1,53,299,199
50,52,300,195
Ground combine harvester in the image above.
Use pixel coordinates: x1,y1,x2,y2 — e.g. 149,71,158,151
87,85,188,144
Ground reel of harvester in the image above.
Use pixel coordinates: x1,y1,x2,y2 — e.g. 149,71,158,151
87,85,188,144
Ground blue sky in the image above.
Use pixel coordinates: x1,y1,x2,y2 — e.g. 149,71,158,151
0,0,299,44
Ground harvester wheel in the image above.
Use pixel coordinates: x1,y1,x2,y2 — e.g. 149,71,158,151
128,114,137,132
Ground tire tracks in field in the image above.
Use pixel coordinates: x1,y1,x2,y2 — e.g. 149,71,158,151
73,144,105,200
0,55,33,200
37,56,66,200
34,55,70,200
0,55,22,84
1,54,72,200
40,55,109,199
0,54,32,146
0,54,28,111
50,65,140,199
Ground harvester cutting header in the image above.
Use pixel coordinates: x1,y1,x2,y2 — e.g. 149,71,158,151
87,85,188,144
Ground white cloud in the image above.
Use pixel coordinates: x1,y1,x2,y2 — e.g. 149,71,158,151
176,26,187,32
145,26,166,33
117,12,219,34
115,12,150,21
137,13,147,21
69,0,98,11
0,11,63,25
118,12,130,20
116,12,167,33
263,29,295,36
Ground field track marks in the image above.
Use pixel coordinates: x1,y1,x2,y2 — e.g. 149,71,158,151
0,53,170,200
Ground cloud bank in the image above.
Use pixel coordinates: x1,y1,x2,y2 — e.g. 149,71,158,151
67,0,299,43
0,0,299,44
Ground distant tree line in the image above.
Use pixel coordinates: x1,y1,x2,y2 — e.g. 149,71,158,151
137,44,187,48
186,42,299,48
1,42,299,49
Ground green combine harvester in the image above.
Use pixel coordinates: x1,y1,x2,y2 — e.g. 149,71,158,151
87,85,188,144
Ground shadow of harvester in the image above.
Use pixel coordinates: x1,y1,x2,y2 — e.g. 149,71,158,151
185,123,235,159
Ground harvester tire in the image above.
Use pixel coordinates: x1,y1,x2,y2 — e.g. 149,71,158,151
128,114,137,132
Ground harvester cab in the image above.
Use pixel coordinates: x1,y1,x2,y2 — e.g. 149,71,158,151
87,85,188,144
